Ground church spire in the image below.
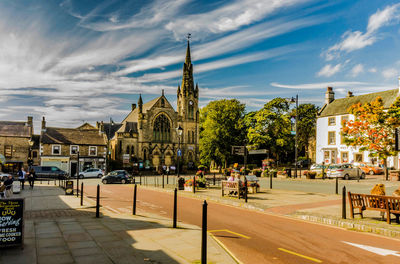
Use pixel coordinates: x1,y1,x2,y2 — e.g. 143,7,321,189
181,33,194,96
138,94,143,113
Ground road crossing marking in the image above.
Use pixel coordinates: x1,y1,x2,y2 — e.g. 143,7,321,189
278,248,322,263
208,229,250,239
343,241,400,257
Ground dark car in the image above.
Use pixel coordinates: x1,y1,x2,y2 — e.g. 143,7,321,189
101,170,131,184
31,166,68,179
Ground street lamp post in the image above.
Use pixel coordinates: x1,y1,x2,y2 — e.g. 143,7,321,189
28,138,34,170
176,126,183,178
290,95,299,178
106,118,114,174
77,151,80,196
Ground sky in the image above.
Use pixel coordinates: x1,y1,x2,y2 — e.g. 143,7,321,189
1,0,400,131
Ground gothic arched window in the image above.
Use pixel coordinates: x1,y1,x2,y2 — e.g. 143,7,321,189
188,101,194,119
153,114,171,142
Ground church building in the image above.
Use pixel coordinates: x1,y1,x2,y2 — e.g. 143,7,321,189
108,41,199,170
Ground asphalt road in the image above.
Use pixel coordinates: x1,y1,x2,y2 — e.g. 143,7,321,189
83,182,400,264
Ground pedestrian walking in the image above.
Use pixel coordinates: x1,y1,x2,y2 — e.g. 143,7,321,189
18,167,26,190
4,175,13,198
28,168,36,189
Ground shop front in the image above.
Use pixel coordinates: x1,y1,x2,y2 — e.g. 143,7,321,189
41,156,70,173
78,157,105,172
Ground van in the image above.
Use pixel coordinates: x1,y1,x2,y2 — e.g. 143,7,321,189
31,166,68,179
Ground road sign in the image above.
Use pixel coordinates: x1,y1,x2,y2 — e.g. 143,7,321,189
248,149,267,155
231,146,245,156
177,149,182,157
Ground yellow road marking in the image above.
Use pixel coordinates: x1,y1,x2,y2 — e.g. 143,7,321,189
278,248,322,263
208,229,250,239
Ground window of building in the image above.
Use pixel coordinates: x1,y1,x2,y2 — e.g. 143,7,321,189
70,145,79,155
187,131,190,144
188,101,194,119
328,131,336,145
153,114,171,142
89,146,97,156
355,153,363,163
341,115,349,125
126,145,130,154
341,152,348,163
4,145,12,158
324,151,330,161
328,117,336,126
32,151,38,158
52,145,61,155
192,131,195,144
161,98,165,107
119,141,122,154
131,146,134,155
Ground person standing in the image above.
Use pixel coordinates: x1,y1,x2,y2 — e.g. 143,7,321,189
28,168,36,189
4,175,13,198
18,167,26,190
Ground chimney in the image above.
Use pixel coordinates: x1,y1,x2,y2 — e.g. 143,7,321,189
347,91,353,98
99,121,104,135
27,116,33,127
325,87,335,104
41,116,46,132
132,104,136,111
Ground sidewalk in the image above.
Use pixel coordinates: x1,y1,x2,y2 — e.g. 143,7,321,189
0,183,236,264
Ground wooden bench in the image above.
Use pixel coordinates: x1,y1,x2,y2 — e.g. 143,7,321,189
221,181,244,199
348,192,400,224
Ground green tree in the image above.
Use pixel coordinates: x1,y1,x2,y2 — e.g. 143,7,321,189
199,99,246,168
247,98,293,163
293,104,319,159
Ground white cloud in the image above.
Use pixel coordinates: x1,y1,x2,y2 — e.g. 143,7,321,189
368,67,377,73
382,68,398,79
350,64,364,77
325,3,400,60
317,64,342,77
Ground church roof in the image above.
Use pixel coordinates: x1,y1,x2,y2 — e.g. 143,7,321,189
319,89,399,117
41,127,106,145
0,121,31,137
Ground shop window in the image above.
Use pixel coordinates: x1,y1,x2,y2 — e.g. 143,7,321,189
4,145,12,158
324,151,330,161
341,152,349,163
70,145,79,155
328,117,336,126
52,145,61,155
355,154,363,163
328,131,336,145
89,146,97,156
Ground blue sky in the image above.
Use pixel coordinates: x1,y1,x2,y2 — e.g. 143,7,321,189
1,0,400,130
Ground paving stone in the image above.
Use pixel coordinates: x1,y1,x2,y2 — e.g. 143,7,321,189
38,254,74,264
67,240,98,249
36,231,62,239
63,232,92,242
70,246,103,257
37,238,66,248
86,228,113,237
37,246,69,256
73,254,113,264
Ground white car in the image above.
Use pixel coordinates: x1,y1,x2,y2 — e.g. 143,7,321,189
77,168,104,178
327,164,365,180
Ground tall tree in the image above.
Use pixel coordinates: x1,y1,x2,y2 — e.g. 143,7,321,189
247,98,293,163
342,96,400,179
293,104,319,159
199,99,246,168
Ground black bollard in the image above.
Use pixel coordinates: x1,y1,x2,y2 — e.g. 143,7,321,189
335,176,338,195
80,182,83,206
96,184,100,218
193,176,196,194
270,172,273,189
162,174,164,189
173,188,177,228
139,174,142,185
245,179,248,203
167,174,169,185
133,184,137,215
342,186,346,219
201,200,207,264
213,173,216,185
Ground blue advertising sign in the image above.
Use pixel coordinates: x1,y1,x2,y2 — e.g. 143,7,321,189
177,149,182,157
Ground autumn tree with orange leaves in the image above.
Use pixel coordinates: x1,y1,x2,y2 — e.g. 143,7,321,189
342,96,400,180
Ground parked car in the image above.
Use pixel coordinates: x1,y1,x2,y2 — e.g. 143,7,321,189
101,170,131,184
358,163,383,175
77,168,104,178
0,172,12,181
308,164,328,177
31,166,68,179
326,164,365,180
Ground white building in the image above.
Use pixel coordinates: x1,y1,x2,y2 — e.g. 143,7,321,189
316,86,399,167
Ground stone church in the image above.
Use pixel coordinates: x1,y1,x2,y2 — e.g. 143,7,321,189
108,41,199,170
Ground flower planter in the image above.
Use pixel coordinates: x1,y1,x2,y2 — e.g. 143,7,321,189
184,186,193,192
